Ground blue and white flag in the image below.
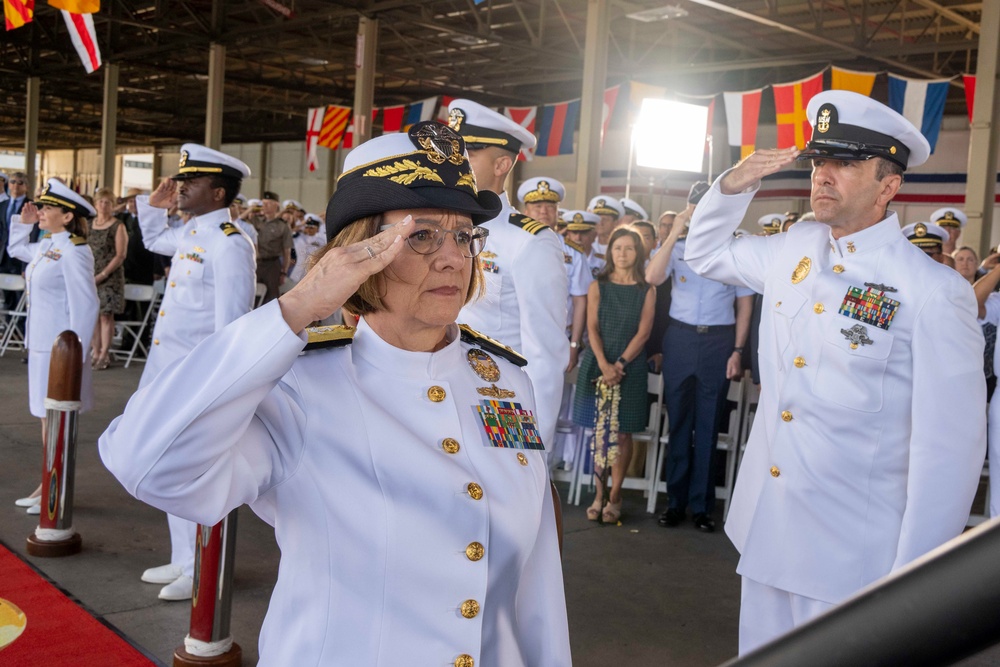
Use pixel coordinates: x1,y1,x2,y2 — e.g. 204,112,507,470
887,74,951,153
404,96,439,126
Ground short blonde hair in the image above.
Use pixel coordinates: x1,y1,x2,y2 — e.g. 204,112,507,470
309,214,484,315
93,188,117,204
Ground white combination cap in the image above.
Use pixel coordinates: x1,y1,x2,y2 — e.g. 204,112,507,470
447,99,537,153
619,197,647,220
929,207,966,229
36,178,97,217
518,177,565,204
588,195,625,219
173,144,251,180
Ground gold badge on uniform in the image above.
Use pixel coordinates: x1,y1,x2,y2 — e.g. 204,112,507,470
817,108,831,134
468,349,500,382
478,385,516,399
791,257,811,284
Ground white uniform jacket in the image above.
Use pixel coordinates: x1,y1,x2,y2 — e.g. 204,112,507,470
460,193,569,449
562,238,593,328
8,224,98,417
136,197,256,386
290,233,326,283
685,176,986,604
99,302,572,666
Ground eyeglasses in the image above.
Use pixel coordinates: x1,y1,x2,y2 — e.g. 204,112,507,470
381,224,489,258
9,180,25,185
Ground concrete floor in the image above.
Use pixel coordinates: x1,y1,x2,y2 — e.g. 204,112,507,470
0,353,998,666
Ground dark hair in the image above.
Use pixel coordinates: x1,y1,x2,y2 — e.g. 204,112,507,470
49,205,89,237
630,220,656,238
597,227,646,285
874,157,904,182
209,174,242,207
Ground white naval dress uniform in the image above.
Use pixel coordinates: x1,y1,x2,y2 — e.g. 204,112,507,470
289,233,326,283
460,193,569,451
100,302,572,666
685,175,986,651
8,224,98,417
562,238,593,328
979,293,1000,517
136,196,257,578
587,248,605,278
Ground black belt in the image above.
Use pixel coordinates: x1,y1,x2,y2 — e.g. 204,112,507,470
668,317,734,334
258,256,281,262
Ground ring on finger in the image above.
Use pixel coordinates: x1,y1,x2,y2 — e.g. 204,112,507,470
365,245,376,260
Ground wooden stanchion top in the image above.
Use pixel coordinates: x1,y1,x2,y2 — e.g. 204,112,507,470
47,331,82,402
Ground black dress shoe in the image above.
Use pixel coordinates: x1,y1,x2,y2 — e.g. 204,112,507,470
657,508,684,527
692,513,716,533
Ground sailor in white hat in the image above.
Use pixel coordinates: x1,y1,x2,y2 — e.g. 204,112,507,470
619,197,648,225
230,193,258,247
588,195,625,257
684,90,984,653
289,213,326,283
902,221,949,260
757,214,784,236
131,143,257,601
517,177,564,229
8,179,99,514
929,206,967,255
448,99,569,457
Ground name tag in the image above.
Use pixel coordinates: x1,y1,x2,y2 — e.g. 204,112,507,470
474,399,544,450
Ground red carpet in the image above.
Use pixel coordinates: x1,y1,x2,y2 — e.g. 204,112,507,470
0,540,159,666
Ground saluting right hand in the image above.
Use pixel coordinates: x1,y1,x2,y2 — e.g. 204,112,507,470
17,202,39,225
278,216,414,333
720,147,799,196
148,179,177,209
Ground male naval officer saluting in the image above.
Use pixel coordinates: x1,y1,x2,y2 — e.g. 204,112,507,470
682,90,986,653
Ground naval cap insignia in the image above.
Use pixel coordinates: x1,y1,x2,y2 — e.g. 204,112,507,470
945,211,955,220
448,107,465,132
573,213,584,224
596,198,606,208
410,122,465,166
179,150,189,167
915,223,927,237
817,107,832,133
538,180,549,193
468,348,501,383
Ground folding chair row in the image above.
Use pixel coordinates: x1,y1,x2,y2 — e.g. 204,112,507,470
110,283,159,368
0,273,28,356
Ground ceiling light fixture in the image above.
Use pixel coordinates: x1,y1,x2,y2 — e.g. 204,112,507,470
626,4,688,22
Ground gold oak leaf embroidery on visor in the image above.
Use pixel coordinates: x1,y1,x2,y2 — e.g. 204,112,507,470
363,160,445,186
456,172,478,193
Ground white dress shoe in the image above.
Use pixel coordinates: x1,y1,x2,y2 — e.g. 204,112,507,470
141,563,184,584
26,504,40,515
158,575,193,601
15,495,41,508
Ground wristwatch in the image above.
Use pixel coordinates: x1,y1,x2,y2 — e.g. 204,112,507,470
617,356,628,365
733,347,744,355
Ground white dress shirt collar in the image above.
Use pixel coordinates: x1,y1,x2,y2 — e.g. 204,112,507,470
353,316,462,379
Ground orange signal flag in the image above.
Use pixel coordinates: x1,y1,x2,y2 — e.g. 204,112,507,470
4,0,34,30
47,0,99,12
830,67,876,97
318,106,352,149
773,71,824,150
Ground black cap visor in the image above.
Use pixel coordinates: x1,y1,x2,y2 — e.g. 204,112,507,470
326,179,502,242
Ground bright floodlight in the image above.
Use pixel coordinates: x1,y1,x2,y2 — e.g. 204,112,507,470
633,99,708,172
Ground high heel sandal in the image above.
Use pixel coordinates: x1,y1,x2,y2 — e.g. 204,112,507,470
95,354,110,370
586,498,602,521
602,500,622,524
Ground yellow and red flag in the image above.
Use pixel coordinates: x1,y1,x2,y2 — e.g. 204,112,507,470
47,0,98,11
772,71,824,149
318,106,351,149
4,0,34,30
831,66,876,97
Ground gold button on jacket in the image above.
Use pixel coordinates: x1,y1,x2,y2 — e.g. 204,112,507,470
781,410,793,422
793,357,806,368
516,452,528,466
467,482,484,500
454,655,475,667
465,542,484,561
442,438,460,454
770,466,781,478
428,386,447,402
460,599,481,619
813,303,825,314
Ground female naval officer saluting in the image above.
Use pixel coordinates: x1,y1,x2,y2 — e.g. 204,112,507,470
9,179,99,514
100,123,572,667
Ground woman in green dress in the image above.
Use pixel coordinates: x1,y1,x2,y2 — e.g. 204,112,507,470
573,226,656,523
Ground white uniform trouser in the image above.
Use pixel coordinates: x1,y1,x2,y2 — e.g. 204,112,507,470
989,399,1000,517
168,513,197,578
739,576,835,655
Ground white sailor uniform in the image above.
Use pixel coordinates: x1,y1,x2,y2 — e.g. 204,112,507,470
562,237,593,327
136,195,257,578
460,193,569,450
685,175,986,650
8,224,98,417
99,302,572,666
979,293,1000,517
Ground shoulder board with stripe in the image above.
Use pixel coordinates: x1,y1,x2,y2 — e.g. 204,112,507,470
458,324,527,367
220,222,241,236
564,239,585,254
508,214,551,236
303,324,356,351
594,252,605,260
69,234,87,246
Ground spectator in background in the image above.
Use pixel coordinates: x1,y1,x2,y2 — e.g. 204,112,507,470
931,207,966,256
956,246,997,402
255,191,292,303
1,172,31,315
89,188,128,370
0,172,8,204
574,226,656,524
289,214,325,284
120,189,157,286
588,196,625,257
620,197,648,226
630,220,657,260
645,211,677,372
646,188,754,534
230,194,258,248
974,261,1000,517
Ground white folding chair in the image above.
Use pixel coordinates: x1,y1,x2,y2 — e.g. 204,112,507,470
254,282,267,308
110,283,157,367
716,374,747,520
0,273,28,356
